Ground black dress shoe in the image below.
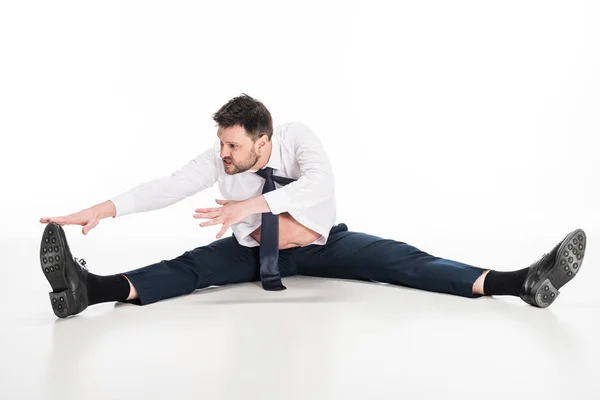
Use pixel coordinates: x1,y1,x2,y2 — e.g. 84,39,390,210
520,229,587,308
40,222,89,318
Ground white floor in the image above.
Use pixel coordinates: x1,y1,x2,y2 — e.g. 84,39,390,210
2,234,599,400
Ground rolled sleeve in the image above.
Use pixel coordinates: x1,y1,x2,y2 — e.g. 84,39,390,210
262,187,292,216
266,122,334,214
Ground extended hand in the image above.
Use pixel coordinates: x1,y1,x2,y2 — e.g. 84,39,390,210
194,199,249,239
40,208,101,235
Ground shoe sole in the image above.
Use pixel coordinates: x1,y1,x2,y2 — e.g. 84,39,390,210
531,229,587,308
40,223,74,318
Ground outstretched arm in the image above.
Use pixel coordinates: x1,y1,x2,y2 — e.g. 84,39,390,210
110,143,219,217
40,143,219,235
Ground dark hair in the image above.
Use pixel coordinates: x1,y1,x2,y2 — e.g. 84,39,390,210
212,93,273,142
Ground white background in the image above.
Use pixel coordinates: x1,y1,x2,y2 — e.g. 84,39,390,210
1,0,598,265
2,3,600,399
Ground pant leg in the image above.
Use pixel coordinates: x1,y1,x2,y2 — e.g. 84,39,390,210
293,223,486,299
121,236,259,306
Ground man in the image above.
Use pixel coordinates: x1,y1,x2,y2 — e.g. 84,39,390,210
39,93,587,318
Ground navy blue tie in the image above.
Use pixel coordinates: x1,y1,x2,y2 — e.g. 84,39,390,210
254,167,296,291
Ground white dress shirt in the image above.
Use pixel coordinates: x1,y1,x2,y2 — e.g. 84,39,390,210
110,121,337,248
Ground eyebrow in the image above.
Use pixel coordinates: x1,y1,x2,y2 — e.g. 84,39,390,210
217,134,240,145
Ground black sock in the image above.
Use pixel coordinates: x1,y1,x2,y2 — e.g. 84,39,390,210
483,267,530,296
87,273,130,305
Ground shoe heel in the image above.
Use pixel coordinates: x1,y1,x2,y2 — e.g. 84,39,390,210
534,278,560,308
49,290,74,318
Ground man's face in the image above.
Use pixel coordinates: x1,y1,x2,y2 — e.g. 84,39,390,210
217,125,263,175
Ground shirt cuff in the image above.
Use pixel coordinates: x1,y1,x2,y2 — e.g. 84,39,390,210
262,189,292,215
109,193,136,218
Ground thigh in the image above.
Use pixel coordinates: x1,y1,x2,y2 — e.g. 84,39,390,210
184,235,297,288
293,223,407,282
184,236,260,288
292,223,484,297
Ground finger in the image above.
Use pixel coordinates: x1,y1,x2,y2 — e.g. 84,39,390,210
193,211,220,219
194,207,219,213
199,217,222,227
82,220,98,235
55,217,71,226
216,224,228,239
215,199,228,205
41,216,66,225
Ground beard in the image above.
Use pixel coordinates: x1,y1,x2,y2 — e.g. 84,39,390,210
224,148,260,174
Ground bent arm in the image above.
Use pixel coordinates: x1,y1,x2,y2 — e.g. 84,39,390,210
262,122,334,215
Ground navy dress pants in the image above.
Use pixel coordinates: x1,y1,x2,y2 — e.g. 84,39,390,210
121,223,486,305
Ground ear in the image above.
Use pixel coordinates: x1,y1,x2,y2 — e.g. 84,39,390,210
257,134,269,150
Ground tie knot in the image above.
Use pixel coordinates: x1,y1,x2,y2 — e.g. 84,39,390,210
255,166,273,180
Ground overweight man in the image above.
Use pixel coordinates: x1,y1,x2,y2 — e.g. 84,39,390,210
39,93,587,318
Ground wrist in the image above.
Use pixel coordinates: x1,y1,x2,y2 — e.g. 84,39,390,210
93,200,117,219
245,195,271,215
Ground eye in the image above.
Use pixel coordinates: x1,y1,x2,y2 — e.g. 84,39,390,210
230,145,236,149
